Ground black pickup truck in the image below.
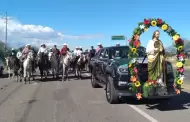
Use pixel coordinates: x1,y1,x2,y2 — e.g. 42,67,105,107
89,46,176,104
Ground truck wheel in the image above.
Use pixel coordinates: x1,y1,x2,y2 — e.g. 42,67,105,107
91,74,100,88
106,76,119,104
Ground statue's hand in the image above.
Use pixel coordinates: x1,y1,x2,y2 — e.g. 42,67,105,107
154,48,159,53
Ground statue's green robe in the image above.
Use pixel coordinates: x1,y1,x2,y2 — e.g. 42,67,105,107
146,40,165,81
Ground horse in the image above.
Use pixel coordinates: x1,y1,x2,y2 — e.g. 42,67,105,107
75,54,86,79
23,51,34,84
49,53,60,79
61,52,71,81
5,56,20,81
37,52,49,80
84,53,89,71
70,55,77,73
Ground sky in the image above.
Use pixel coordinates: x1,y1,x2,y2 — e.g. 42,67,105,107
0,0,190,50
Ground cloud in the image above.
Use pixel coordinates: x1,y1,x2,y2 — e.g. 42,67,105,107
62,34,104,40
0,16,104,47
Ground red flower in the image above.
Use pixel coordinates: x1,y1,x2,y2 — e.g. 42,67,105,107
157,18,162,25
144,19,150,25
175,38,184,45
177,68,184,73
133,40,140,48
179,53,185,58
148,78,156,83
133,67,138,73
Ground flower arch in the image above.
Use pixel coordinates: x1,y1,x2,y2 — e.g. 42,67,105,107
128,18,185,100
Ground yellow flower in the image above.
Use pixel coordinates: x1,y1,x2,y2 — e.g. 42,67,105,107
144,27,148,32
131,48,137,53
161,24,168,31
128,63,132,68
177,79,183,85
148,82,152,86
135,81,141,87
151,20,157,26
145,83,149,87
176,62,183,68
173,34,180,41
177,46,183,51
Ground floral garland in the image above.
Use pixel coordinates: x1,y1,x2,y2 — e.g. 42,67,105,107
128,18,185,100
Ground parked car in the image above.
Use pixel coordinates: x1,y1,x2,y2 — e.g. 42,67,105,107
89,46,176,104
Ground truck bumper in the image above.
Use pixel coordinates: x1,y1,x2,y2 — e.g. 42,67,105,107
115,89,177,99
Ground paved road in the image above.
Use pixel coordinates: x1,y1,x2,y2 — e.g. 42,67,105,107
0,72,190,122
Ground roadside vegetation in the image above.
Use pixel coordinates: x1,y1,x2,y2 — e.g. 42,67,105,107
0,39,190,66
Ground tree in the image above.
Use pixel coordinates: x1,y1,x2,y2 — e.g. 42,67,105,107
0,40,11,61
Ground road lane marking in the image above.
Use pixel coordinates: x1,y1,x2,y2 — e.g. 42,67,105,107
128,105,159,122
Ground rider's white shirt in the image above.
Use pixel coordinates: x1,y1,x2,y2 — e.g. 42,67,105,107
38,47,48,55
16,51,22,59
76,50,82,56
73,49,78,55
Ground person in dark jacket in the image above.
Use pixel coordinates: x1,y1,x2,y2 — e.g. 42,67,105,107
89,46,96,59
10,48,17,57
52,45,60,57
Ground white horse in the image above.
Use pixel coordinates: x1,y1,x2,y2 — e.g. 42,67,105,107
5,57,14,79
5,56,20,80
23,51,34,84
61,52,71,81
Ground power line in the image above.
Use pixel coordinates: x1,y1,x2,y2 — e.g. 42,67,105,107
0,12,12,55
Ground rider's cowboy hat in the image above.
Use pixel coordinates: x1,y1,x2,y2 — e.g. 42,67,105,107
41,43,45,46
11,48,14,50
98,43,101,45
26,44,30,46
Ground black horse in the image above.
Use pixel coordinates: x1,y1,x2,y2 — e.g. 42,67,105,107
37,52,49,80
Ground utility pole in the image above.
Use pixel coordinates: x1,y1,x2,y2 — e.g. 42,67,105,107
1,12,12,55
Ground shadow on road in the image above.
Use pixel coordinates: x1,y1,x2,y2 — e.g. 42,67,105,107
0,73,9,78
122,91,190,111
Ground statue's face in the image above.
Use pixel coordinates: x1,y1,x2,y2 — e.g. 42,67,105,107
155,31,160,38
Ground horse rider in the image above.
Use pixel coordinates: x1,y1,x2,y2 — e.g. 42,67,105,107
52,45,60,57
37,43,48,56
52,45,60,78
73,46,78,55
16,48,22,59
96,43,103,53
79,46,83,52
89,46,96,59
60,43,68,56
22,44,31,60
76,47,82,56
10,48,17,57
